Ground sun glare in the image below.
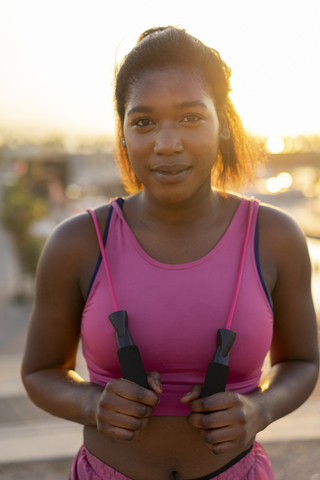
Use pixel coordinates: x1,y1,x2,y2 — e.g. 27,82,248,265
0,1,319,139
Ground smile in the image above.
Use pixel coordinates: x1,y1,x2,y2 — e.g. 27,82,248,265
151,163,191,173
151,165,191,183
158,170,185,174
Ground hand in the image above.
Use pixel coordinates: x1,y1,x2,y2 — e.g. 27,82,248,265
95,372,162,441
181,385,260,454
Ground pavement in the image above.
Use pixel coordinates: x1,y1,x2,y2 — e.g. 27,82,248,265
0,204,320,478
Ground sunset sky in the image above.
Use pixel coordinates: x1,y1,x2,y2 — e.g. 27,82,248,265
0,0,319,142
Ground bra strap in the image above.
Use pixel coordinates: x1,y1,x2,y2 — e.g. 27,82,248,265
225,200,254,330
87,207,119,311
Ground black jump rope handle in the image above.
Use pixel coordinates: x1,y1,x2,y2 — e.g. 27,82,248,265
109,313,236,396
109,311,149,390
201,362,230,398
117,345,149,389
200,328,236,398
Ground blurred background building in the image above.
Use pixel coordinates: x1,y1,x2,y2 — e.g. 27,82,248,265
2,134,320,304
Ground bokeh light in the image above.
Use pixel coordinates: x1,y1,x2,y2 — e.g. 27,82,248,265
277,172,292,189
265,172,293,194
266,177,281,193
65,183,81,200
266,137,285,154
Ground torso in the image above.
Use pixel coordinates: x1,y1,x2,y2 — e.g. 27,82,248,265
84,418,254,480
77,192,277,479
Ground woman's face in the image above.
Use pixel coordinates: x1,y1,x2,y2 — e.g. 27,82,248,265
123,66,227,204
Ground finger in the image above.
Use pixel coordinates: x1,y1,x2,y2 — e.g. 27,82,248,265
189,391,239,413
116,398,154,418
107,378,160,406
147,371,163,393
100,411,145,431
180,385,202,403
188,407,245,430
203,424,248,454
205,440,240,455
99,393,154,418
187,412,205,428
101,425,141,441
201,424,247,451
187,411,231,430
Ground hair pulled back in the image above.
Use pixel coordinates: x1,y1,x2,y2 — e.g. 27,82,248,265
114,26,262,194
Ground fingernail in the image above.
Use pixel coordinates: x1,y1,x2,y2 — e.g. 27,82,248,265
155,380,162,391
184,391,192,397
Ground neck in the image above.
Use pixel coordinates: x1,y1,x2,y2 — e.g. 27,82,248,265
133,187,221,227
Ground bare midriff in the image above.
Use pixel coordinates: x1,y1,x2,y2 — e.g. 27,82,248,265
83,417,254,480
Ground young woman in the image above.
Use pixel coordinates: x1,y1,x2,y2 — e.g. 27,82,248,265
22,27,319,479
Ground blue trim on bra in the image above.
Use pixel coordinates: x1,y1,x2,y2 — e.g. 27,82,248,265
86,198,123,300
254,211,273,310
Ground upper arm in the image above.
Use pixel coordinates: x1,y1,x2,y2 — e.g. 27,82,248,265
22,211,100,377
259,204,319,367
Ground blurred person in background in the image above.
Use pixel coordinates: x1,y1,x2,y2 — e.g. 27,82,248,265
21,27,319,480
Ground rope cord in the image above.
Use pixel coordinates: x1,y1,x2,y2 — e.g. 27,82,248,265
87,208,119,311
225,200,254,330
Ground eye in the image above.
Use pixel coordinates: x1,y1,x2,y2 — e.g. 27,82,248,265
133,117,154,127
181,115,202,123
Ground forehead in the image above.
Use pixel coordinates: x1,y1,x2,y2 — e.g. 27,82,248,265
126,66,212,109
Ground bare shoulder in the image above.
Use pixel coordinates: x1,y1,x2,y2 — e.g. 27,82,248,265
259,201,303,231
41,203,112,263
258,202,308,249
35,203,112,304
48,203,112,246
257,202,311,285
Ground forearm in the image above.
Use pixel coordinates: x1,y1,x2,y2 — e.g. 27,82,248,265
22,368,103,426
249,359,319,433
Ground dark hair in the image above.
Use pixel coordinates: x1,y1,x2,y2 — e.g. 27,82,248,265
113,26,263,194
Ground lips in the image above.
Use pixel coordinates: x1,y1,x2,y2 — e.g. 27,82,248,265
151,163,190,173
150,164,191,183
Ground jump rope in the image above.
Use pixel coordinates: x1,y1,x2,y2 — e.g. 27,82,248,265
87,199,254,397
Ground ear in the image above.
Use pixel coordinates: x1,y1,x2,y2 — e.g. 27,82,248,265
219,114,231,141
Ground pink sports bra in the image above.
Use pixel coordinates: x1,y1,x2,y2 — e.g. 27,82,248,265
81,197,273,415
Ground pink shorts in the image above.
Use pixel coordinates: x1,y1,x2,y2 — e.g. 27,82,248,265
70,441,274,480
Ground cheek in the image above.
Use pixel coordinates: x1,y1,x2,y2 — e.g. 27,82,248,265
125,136,152,170
193,133,220,165
125,145,147,180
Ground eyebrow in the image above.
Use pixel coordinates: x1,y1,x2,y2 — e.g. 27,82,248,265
127,105,153,116
175,100,209,110
126,100,209,116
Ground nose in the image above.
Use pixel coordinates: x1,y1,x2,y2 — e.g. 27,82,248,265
153,127,183,156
